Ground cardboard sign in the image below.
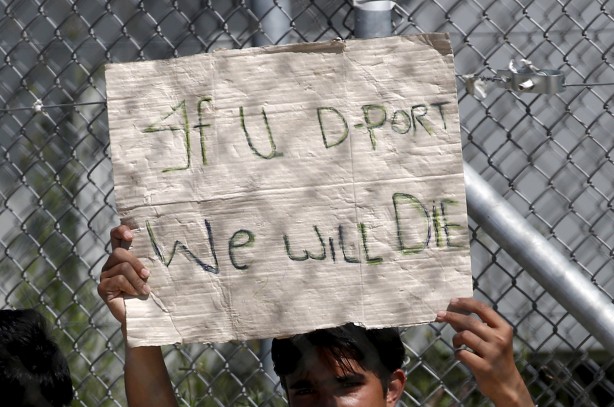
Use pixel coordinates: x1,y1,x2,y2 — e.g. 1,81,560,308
105,34,472,347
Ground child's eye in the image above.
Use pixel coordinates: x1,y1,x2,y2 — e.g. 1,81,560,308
293,388,316,396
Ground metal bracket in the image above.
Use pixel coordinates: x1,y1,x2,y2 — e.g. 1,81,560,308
464,59,566,98
496,60,565,94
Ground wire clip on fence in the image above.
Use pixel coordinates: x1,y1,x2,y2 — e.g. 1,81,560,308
464,59,565,99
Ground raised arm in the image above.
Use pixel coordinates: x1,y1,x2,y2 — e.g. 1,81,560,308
435,297,534,407
98,225,178,407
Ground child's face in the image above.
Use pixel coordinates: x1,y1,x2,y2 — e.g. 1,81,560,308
283,349,400,407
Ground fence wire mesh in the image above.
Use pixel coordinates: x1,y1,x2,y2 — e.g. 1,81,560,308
1,0,613,406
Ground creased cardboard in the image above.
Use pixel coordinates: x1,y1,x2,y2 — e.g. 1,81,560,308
105,33,472,347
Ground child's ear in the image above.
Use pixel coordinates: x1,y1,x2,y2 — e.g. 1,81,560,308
386,369,407,405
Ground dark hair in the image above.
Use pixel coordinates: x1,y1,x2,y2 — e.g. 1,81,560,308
0,309,73,407
271,323,405,393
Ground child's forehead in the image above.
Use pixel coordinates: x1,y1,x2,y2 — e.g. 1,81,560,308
285,353,370,385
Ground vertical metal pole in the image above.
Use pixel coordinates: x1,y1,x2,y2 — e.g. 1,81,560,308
464,163,614,353
353,0,393,38
250,0,292,391
251,0,291,47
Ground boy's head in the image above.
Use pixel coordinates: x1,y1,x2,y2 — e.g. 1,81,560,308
0,309,73,407
271,323,407,407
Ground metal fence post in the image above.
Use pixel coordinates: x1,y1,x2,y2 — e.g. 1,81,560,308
251,0,291,46
353,0,393,38
464,163,614,353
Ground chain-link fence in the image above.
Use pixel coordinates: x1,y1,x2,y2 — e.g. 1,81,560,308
1,0,613,405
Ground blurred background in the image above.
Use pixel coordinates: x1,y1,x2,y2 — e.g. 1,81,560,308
1,1,613,405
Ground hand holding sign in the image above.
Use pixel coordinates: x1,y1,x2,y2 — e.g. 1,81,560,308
435,298,534,407
98,225,150,334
